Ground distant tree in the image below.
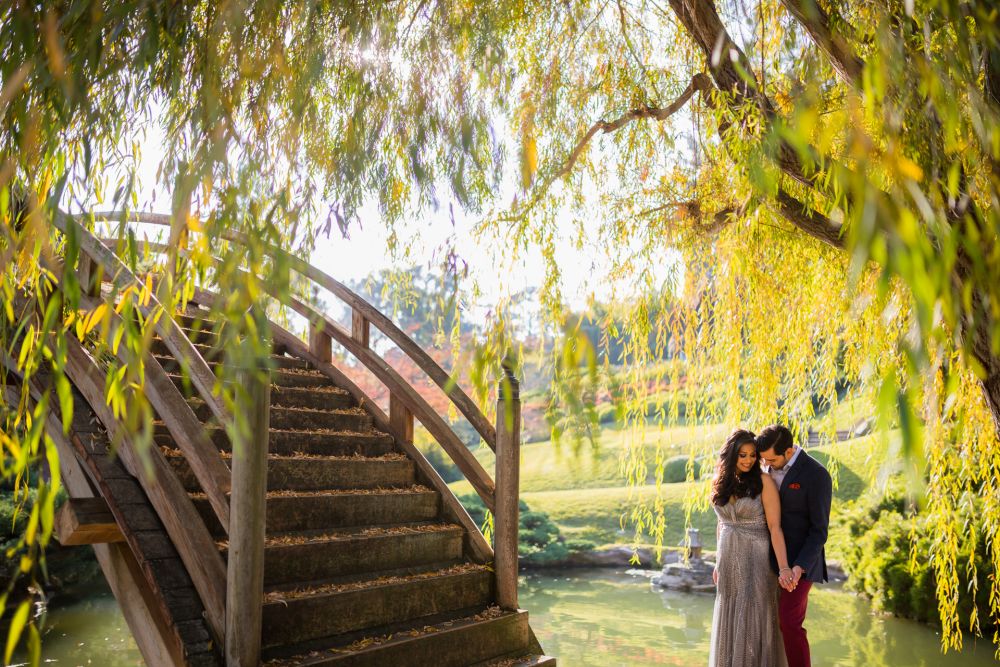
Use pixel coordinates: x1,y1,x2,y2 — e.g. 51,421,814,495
345,266,476,350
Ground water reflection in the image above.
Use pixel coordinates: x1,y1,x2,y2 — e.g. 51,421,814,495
519,569,998,667
13,570,999,666
10,585,141,667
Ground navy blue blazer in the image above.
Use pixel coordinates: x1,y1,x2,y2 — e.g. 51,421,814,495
768,450,832,583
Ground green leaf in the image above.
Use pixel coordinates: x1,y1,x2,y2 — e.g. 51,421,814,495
4,599,31,664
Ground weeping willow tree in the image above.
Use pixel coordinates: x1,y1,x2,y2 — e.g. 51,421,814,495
2,0,999,657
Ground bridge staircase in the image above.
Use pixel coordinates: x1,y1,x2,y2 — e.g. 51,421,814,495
1,212,554,667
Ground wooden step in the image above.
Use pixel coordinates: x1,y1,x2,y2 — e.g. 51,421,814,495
235,523,465,586
160,362,332,388
473,654,558,667
269,385,354,410
186,399,371,432
260,565,494,648
192,487,440,534
165,451,415,492
164,375,353,410
151,338,311,370
263,608,531,667
154,426,395,457
173,312,216,329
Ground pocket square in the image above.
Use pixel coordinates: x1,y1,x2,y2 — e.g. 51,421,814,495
789,482,801,489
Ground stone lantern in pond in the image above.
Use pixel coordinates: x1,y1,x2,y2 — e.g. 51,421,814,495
651,527,715,593
686,528,703,561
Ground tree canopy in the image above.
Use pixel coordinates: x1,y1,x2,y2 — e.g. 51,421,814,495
3,0,1000,654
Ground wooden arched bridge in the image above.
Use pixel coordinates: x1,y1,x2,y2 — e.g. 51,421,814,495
1,212,554,666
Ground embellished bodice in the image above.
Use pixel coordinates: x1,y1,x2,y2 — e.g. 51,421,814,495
714,495,769,538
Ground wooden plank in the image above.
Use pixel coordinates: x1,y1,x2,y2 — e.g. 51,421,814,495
351,308,370,348
309,321,333,363
99,216,497,448
62,336,228,644
239,315,495,565
389,394,414,444
191,283,498,511
55,497,124,545
225,367,270,667
495,368,522,611
81,293,232,530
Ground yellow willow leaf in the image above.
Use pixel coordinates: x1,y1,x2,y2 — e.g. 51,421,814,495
897,156,924,182
82,303,107,335
1,433,22,459
142,273,154,307
520,133,538,189
4,599,30,663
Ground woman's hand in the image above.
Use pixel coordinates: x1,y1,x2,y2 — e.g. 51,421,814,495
713,567,719,585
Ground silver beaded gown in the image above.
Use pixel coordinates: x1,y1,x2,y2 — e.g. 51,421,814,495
709,495,787,667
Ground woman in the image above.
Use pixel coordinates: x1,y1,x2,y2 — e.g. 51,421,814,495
709,429,789,667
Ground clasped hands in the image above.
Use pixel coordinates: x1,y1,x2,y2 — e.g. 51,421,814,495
778,565,802,592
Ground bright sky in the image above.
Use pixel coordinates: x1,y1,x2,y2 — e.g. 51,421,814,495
101,114,681,327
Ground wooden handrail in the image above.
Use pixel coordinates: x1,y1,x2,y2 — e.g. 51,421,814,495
188,290,495,563
76,292,232,529
49,212,232,531
86,211,498,450
61,336,227,642
54,211,231,433
113,238,499,511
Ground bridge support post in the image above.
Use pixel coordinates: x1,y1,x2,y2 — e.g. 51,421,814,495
226,366,270,666
494,363,521,611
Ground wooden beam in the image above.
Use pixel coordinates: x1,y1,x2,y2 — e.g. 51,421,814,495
0,383,186,666
389,394,414,445
55,497,124,546
226,366,270,667
62,336,228,644
81,294,232,530
494,366,521,611
258,315,495,564
309,321,333,363
351,308,370,348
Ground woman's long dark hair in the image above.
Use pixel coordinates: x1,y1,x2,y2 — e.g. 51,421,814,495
712,429,763,506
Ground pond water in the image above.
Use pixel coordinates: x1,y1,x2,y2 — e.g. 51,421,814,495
13,570,999,666
520,569,999,667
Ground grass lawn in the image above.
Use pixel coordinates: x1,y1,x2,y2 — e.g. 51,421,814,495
448,398,899,563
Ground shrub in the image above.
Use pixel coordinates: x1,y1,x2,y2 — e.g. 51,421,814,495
842,492,995,633
457,493,584,566
662,455,704,483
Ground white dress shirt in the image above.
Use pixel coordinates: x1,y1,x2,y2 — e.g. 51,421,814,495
768,445,802,488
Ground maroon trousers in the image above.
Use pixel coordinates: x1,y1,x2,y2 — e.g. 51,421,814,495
778,579,813,667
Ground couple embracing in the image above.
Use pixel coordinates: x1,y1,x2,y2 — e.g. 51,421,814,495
709,425,833,667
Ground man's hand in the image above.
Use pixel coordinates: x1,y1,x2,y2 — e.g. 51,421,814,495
792,565,804,586
778,569,794,591
713,568,719,585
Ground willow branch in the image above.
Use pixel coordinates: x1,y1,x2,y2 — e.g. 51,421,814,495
557,73,711,180
772,188,844,250
667,0,846,247
779,0,864,87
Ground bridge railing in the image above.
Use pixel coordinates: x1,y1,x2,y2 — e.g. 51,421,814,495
77,211,524,656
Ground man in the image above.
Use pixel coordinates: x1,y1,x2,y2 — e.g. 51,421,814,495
756,424,832,667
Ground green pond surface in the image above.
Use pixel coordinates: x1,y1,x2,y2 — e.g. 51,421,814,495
14,569,1000,666
520,569,999,666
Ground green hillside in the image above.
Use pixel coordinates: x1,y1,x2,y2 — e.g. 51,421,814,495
449,398,894,562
